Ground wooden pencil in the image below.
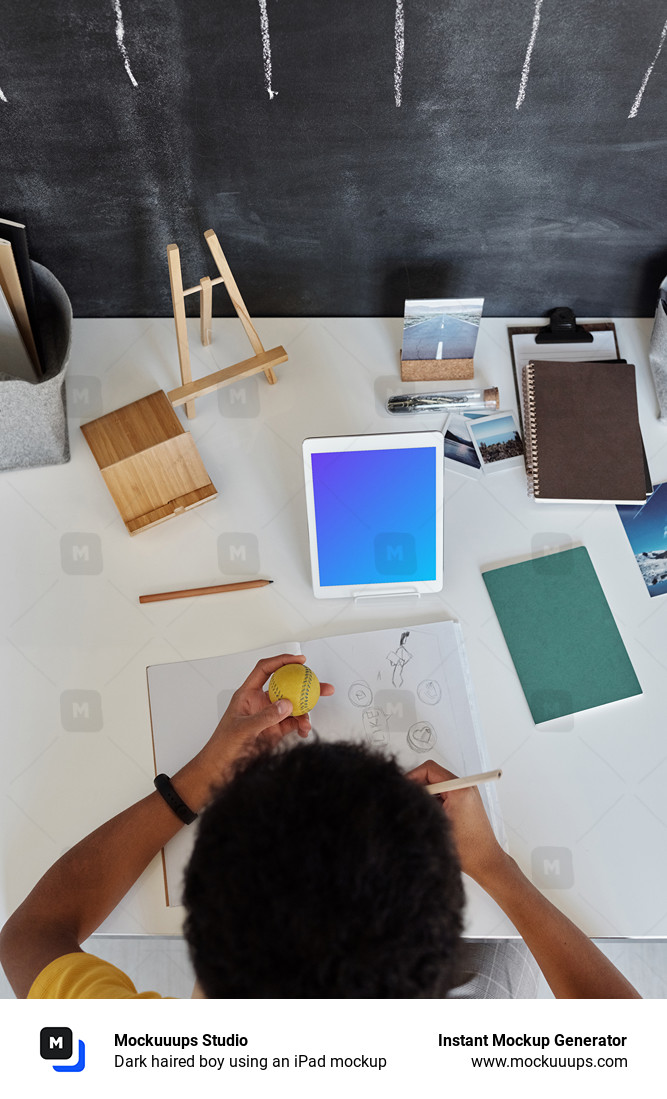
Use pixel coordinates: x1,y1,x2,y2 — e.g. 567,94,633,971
139,579,273,603
425,768,502,796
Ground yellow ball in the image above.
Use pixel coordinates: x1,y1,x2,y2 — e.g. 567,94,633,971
268,664,320,716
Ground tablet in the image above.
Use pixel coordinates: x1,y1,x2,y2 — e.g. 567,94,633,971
303,431,444,599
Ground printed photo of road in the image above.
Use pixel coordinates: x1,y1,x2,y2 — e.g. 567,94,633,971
402,298,483,360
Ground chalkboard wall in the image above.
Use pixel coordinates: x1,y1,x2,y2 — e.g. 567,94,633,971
1,1,666,317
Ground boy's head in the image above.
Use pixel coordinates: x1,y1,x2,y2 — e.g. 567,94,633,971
184,741,464,997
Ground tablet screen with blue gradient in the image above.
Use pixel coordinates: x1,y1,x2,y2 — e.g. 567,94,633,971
310,446,439,587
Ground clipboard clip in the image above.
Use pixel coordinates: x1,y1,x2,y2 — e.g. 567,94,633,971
534,306,593,343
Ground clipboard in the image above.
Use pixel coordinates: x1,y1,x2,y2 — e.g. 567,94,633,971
508,312,651,497
508,312,620,431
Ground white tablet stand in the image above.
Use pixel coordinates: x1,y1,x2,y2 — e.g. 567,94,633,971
353,588,423,606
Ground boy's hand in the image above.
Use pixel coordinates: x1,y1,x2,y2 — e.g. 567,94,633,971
193,654,334,789
406,759,507,886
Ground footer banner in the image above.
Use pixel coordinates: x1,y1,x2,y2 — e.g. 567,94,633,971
0,998,659,1097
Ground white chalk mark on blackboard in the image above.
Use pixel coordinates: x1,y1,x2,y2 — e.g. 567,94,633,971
515,0,544,110
0,88,7,104
258,0,277,99
628,17,667,118
394,0,405,107
112,0,138,87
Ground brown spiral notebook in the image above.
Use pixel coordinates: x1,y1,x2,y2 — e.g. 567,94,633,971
522,360,648,504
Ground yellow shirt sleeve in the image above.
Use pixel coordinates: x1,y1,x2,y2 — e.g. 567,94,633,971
27,952,165,999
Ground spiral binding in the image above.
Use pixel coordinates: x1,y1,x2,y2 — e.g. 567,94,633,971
522,364,540,496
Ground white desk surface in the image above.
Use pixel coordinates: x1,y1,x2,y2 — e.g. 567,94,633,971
2,316,666,939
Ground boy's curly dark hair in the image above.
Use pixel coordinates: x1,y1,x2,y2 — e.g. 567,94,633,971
183,741,464,998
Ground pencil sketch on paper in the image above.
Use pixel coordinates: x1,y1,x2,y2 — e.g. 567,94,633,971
407,720,437,753
146,622,503,905
258,0,278,99
387,631,412,688
348,682,374,708
112,0,138,87
628,16,667,118
394,0,405,107
417,679,442,705
362,707,389,747
515,0,544,110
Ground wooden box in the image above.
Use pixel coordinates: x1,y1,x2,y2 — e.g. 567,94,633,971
81,391,217,535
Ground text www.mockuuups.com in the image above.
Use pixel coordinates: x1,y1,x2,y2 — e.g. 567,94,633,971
470,1055,628,1070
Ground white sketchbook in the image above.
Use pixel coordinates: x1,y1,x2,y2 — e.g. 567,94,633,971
147,621,503,906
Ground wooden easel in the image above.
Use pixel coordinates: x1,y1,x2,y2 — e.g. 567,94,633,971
166,229,287,418
80,231,285,535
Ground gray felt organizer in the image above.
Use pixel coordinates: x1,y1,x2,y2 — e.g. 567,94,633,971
0,262,72,471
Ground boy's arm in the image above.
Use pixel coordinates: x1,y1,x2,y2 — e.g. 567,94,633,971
473,855,640,999
0,654,332,999
0,760,213,998
407,760,640,999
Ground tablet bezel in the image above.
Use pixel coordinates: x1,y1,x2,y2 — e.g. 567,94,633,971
302,430,444,599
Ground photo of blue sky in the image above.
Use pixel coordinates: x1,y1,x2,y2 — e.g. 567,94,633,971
617,482,667,597
469,414,519,447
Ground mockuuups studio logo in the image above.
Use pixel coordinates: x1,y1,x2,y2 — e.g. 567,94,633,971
67,376,103,419
60,533,103,575
374,532,417,576
218,377,260,418
40,1027,86,1073
60,690,103,732
531,847,574,889
218,533,260,576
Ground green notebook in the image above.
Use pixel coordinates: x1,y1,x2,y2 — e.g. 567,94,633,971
482,546,642,723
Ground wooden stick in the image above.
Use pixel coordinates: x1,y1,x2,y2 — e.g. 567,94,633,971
167,243,196,420
425,768,502,796
200,275,212,346
168,346,287,407
183,275,224,297
204,229,277,385
139,579,273,604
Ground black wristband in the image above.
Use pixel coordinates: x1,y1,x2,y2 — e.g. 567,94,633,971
154,773,198,824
